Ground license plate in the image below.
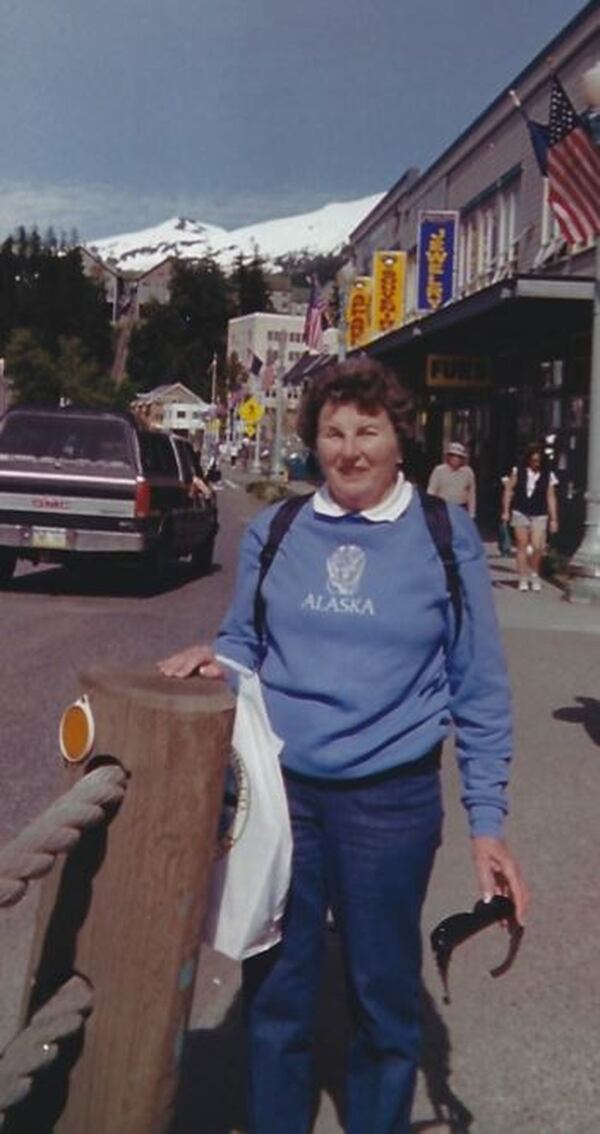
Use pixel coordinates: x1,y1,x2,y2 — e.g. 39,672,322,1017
32,527,68,549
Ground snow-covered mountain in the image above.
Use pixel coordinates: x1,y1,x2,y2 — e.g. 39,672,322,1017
87,193,383,274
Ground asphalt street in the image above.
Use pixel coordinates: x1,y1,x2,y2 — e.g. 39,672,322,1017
1,476,599,1133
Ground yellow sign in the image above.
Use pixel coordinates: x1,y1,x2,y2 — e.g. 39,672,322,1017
346,277,372,349
426,355,491,388
372,251,406,335
239,397,265,426
245,424,256,438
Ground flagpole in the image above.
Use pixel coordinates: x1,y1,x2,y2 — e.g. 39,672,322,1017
251,418,262,475
270,328,287,479
568,67,600,602
569,232,600,601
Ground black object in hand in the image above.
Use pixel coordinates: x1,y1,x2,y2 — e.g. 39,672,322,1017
430,895,523,1004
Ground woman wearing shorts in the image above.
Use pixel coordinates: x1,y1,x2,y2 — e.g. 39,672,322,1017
502,442,559,592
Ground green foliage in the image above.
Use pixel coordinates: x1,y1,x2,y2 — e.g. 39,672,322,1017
6,328,122,409
127,257,233,400
6,329,61,406
56,337,119,408
0,229,112,364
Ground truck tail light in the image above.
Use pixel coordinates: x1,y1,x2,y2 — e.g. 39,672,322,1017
134,478,151,518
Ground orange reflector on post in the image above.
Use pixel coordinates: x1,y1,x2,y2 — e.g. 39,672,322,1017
59,695,95,763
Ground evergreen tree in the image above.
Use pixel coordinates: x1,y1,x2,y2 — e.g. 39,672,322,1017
6,328,61,406
127,301,185,391
0,238,17,348
127,258,233,399
231,252,271,314
56,336,118,408
6,328,120,409
44,226,58,252
0,231,112,363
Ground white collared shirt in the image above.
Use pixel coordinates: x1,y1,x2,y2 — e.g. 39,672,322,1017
312,473,413,522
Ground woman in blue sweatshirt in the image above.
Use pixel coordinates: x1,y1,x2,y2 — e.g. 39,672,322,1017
160,358,529,1134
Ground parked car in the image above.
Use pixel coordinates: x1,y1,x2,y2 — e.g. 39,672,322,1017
0,407,218,585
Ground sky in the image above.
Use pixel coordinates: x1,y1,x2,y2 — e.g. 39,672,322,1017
1,0,592,242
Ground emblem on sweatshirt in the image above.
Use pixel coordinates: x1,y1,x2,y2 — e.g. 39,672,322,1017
301,544,375,616
326,544,366,595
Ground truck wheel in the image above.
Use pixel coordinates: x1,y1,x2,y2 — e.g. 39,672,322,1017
191,535,215,575
0,549,17,585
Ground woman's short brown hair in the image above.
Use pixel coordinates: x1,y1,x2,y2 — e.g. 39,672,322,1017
297,357,415,451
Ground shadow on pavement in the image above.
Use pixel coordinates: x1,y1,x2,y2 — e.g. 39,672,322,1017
2,559,220,599
168,936,473,1134
553,696,600,746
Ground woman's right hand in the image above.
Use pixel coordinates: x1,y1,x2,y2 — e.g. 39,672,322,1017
158,644,224,679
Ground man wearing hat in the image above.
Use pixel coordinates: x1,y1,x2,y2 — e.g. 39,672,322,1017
428,441,477,518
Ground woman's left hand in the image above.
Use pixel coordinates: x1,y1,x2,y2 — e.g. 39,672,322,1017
471,836,530,927
548,518,559,534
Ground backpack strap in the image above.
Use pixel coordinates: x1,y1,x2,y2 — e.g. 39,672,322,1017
253,493,313,641
417,488,463,646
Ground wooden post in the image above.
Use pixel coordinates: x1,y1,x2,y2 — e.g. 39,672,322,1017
14,666,234,1134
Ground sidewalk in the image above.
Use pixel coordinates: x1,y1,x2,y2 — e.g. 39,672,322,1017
485,539,600,635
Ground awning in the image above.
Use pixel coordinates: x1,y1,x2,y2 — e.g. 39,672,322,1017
365,274,595,365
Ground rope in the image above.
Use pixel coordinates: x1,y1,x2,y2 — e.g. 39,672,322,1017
0,974,93,1124
0,764,128,908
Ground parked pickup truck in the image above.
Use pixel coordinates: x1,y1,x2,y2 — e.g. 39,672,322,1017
0,406,219,585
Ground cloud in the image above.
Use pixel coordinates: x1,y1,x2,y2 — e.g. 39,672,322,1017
0,180,342,242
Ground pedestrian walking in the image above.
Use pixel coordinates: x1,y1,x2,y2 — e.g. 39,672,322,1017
427,441,477,518
159,357,528,1134
501,442,559,592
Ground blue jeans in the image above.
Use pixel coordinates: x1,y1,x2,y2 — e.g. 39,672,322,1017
242,749,443,1134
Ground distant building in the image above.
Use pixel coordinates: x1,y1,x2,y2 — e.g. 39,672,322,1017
131,382,212,438
78,248,121,322
266,274,310,315
79,249,175,323
227,312,308,374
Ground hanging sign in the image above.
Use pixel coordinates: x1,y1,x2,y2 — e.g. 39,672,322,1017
346,277,372,349
417,211,458,312
372,251,406,335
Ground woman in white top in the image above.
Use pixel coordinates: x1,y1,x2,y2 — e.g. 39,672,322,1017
502,442,559,592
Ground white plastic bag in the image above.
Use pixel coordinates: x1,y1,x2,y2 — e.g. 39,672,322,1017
203,661,292,962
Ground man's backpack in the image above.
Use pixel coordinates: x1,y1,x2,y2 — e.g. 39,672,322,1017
253,489,463,645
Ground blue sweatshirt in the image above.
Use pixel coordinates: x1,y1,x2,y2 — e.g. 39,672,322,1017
216,490,512,838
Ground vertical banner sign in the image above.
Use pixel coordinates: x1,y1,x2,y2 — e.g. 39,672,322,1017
372,251,407,335
417,211,458,312
346,277,373,349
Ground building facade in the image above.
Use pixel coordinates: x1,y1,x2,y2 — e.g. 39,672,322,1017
227,312,308,373
349,0,599,546
131,382,212,438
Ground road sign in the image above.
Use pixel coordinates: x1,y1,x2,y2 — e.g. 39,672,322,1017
239,397,265,426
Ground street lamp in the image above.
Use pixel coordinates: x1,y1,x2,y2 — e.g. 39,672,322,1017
568,62,600,602
336,259,357,361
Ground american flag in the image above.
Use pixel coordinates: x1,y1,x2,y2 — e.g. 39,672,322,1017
545,77,600,245
303,275,326,351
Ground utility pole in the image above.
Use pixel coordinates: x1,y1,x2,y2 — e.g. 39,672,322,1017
271,328,288,478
